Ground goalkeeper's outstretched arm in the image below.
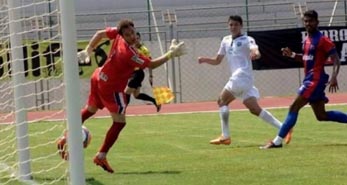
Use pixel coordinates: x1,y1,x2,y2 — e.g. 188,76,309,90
77,30,108,63
148,54,172,69
86,30,108,51
148,39,186,69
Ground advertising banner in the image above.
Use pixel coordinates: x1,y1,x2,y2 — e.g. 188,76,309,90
248,26,347,70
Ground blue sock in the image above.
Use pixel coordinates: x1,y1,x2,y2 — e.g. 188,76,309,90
326,111,347,123
278,112,298,138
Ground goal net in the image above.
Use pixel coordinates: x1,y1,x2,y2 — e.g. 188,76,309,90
0,0,84,184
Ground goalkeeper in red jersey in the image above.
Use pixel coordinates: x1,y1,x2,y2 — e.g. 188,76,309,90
125,32,161,112
58,19,186,173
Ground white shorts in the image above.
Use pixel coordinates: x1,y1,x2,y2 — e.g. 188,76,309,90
224,77,260,100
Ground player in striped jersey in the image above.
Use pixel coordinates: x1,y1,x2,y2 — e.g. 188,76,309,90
261,10,347,149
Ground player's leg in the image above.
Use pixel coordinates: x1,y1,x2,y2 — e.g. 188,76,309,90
243,96,294,144
245,98,281,128
135,92,161,112
134,85,160,112
125,70,143,104
58,106,98,160
134,87,155,103
311,100,347,123
82,69,102,123
81,106,97,123
260,95,308,149
94,113,125,174
242,87,282,129
124,86,135,105
308,74,347,123
209,88,235,145
58,70,102,160
98,113,126,154
261,77,323,149
131,70,160,111
93,92,128,173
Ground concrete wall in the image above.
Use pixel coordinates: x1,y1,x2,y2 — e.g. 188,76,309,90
74,0,243,14
75,37,347,107
3,0,347,112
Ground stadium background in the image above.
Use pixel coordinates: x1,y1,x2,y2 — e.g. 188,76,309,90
4,0,347,111
75,0,347,105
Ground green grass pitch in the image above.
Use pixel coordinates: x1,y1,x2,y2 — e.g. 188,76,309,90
1,106,347,185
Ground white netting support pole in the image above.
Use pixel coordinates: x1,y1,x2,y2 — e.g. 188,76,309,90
59,0,86,185
328,0,338,26
148,0,173,89
7,0,32,181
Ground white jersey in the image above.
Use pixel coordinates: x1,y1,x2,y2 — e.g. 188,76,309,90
217,34,258,81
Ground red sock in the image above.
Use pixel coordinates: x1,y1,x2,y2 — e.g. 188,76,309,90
99,122,126,153
81,108,95,123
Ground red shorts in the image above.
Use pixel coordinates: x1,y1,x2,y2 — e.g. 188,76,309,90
87,68,127,114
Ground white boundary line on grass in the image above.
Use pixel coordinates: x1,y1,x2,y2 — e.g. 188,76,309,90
20,179,39,185
0,103,346,123
0,103,345,184
0,162,39,185
0,162,16,177
103,102,347,118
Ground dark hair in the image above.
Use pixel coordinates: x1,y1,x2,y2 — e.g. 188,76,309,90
304,10,318,20
228,15,243,25
136,32,141,38
117,19,135,35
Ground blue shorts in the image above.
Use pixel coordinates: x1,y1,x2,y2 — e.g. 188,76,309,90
298,73,329,103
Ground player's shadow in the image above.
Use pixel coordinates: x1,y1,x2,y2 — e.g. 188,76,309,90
86,177,104,185
318,143,347,147
31,177,104,185
29,176,68,183
85,171,180,185
118,170,181,175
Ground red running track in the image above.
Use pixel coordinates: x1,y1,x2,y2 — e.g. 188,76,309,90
1,93,346,123
126,93,347,115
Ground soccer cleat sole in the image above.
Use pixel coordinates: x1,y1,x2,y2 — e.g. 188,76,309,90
93,157,114,173
259,141,283,149
209,137,231,145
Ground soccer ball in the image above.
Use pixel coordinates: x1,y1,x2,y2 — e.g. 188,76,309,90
57,126,92,160
62,126,92,148
81,126,92,148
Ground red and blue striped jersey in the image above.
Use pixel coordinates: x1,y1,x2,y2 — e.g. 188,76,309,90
302,31,336,81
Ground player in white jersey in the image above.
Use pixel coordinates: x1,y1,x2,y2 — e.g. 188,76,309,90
198,15,292,145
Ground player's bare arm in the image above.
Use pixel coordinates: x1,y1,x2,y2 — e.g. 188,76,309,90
329,52,340,93
148,55,171,69
281,47,303,62
198,55,224,65
148,68,153,86
77,30,108,63
87,30,108,50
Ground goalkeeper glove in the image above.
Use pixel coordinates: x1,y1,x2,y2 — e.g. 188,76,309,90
166,39,187,59
77,45,93,64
